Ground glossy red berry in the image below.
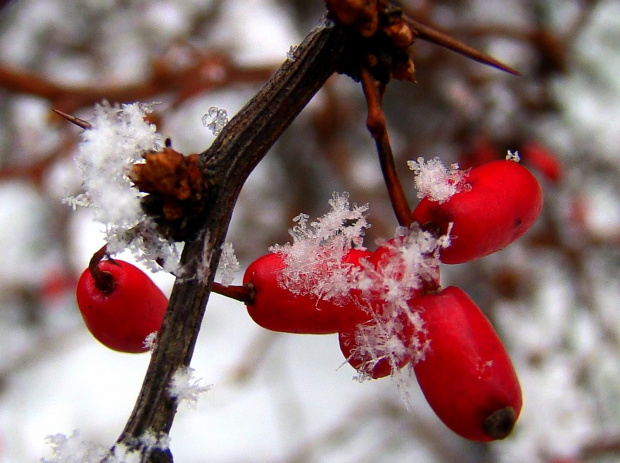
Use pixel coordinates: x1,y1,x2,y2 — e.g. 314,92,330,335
243,249,370,334
76,259,168,353
410,286,522,441
412,160,543,264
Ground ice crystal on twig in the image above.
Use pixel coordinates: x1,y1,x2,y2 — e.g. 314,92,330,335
168,366,212,408
408,157,467,203
202,106,228,136
41,430,108,463
143,331,158,351
217,241,240,286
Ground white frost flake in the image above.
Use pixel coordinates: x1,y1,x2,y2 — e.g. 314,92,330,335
407,156,468,203
217,241,240,286
202,106,228,136
63,101,182,270
143,331,158,350
506,149,521,162
168,366,212,408
270,192,369,304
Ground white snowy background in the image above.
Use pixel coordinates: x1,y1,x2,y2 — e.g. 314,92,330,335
0,0,619,462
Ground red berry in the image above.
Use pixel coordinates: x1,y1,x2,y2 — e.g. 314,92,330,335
76,260,168,353
243,249,370,334
412,160,543,264
410,286,522,441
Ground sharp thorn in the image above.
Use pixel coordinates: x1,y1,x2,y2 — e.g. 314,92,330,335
52,108,92,129
405,17,521,76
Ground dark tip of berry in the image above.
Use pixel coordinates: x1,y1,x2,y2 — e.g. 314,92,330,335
483,406,517,440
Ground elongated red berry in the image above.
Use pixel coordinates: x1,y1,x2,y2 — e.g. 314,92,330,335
412,160,543,264
243,249,370,334
410,286,522,441
76,259,168,353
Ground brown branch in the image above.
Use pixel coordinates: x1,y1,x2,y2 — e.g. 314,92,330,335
359,67,413,228
0,52,274,113
112,17,347,461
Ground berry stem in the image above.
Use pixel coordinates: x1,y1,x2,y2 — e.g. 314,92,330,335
211,281,255,305
360,66,413,228
88,244,116,293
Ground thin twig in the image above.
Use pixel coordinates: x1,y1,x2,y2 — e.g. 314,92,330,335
359,67,413,228
404,16,521,76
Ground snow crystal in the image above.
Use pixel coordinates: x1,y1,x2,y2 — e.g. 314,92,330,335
202,106,228,136
217,241,240,286
268,193,450,383
143,331,158,350
270,192,369,304
41,431,108,463
407,157,468,203
64,101,181,270
168,366,212,408
506,149,520,162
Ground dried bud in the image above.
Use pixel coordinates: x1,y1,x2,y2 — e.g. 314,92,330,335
129,146,205,239
384,21,414,49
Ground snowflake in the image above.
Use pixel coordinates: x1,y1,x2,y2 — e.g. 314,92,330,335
202,106,228,136
41,431,108,463
168,366,212,408
217,241,240,286
270,192,369,304
407,156,468,203
63,101,180,271
506,149,521,162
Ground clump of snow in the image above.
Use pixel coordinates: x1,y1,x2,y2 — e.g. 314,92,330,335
347,224,448,383
217,241,240,286
202,106,228,136
63,101,180,272
270,192,369,305
168,366,212,408
506,149,520,162
407,157,468,203
42,430,108,463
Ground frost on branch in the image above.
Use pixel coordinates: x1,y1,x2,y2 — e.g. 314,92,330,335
216,241,240,286
270,192,369,304
63,101,180,272
42,430,108,463
42,429,170,463
407,156,468,203
168,366,212,408
202,106,228,136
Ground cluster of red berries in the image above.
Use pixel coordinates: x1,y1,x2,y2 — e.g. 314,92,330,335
74,158,542,442
242,159,543,441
